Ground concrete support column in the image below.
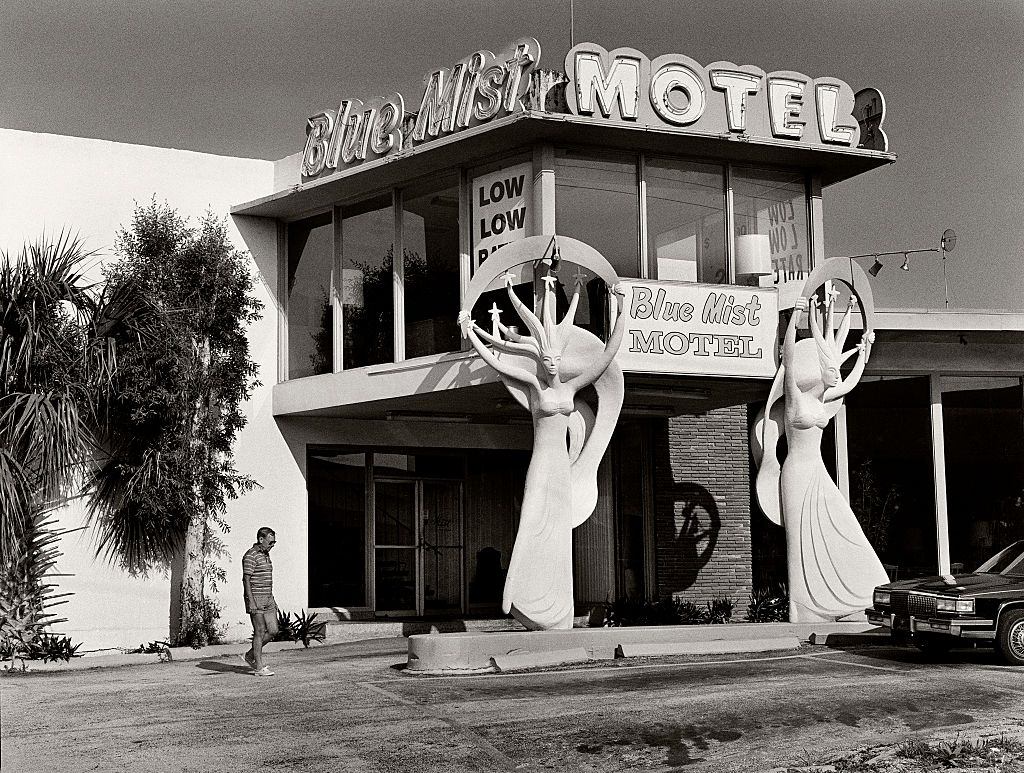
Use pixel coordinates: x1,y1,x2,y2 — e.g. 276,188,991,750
332,205,344,372
809,175,824,269
393,189,405,362
929,373,951,574
533,144,556,236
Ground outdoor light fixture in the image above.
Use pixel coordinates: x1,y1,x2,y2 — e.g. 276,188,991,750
836,229,958,308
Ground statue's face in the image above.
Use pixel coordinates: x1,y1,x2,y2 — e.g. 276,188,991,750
814,344,841,388
541,351,561,378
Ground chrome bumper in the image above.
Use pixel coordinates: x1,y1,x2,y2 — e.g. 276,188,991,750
866,609,995,640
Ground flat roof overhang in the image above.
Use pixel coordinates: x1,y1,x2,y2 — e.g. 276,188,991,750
272,348,774,421
234,111,896,221
273,309,1024,421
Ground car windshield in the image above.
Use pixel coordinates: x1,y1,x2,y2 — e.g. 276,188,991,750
977,541,1024,577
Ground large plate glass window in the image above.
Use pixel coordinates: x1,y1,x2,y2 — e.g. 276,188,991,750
646,157,727,284
341,194,394,368
940,377,1024,572
555,149,640,338
402,175,462,359
731,167,809,288
308,452,367,608
286,212,333,378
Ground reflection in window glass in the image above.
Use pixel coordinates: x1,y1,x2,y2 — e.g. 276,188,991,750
403,177,462,359
287,213,333,379
342,196,393,369
555,150,638,339
732,167,808,287
646,157,726,284
555,150,640,278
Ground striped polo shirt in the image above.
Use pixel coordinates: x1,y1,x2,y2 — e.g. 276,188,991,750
242,543,273,597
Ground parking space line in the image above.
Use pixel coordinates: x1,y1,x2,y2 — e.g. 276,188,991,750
357,680,516,768
798,652,912,673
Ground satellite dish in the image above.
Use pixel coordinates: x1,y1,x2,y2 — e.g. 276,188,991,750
941,228,957,253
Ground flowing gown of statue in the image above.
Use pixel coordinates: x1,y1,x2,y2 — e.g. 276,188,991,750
781,348,890,622
778,331,892,622
502,400,576,630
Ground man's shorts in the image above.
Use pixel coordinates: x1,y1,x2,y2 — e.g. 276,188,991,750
248,594,279,637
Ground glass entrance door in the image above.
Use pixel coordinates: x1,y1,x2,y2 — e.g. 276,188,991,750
374,478,463,616
421,480,463,616
374,479,418,614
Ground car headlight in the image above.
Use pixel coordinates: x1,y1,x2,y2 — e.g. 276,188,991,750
936,597,974,614
873,589,891,606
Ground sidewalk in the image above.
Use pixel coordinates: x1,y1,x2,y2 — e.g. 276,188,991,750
6,620,890,673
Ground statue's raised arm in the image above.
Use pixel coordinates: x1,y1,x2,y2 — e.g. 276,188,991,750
565,284,627,392
459,311,541,391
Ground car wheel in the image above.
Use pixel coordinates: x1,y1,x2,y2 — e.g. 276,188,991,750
996,609,1024,666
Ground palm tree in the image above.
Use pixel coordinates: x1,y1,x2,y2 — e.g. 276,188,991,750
0,232,159,657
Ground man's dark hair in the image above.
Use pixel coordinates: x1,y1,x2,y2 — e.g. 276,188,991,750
257,527,276,541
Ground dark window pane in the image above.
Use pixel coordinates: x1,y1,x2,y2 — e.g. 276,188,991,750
646,157,726,284
342,195,394,368
308,453,366,607
374,479,416,545
403,177,462,359
287,212,333,378
941,377,1024,572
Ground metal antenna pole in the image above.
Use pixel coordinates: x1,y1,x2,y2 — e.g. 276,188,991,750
941,235,950,309
570,0,575,48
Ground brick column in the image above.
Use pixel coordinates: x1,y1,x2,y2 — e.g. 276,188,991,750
652,406,753,602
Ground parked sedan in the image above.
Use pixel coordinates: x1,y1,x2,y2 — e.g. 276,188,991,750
867,540,1024,664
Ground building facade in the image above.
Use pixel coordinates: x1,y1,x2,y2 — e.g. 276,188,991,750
4,37,1022,648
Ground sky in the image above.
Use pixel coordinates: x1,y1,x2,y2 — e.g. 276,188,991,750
4,0,1024,310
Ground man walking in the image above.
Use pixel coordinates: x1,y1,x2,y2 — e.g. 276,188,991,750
242,527,278,676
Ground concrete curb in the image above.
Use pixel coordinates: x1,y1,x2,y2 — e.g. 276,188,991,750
617,636,801,658
6,639,320,673
407,622,881,672
808,629,893,647
492,647,592,672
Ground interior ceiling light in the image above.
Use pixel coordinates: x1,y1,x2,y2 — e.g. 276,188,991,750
868,257,884,277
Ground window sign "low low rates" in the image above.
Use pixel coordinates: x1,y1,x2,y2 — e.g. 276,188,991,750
617,280,779,378
472,163,532,266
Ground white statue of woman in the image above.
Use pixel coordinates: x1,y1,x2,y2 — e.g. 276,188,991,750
753,286,889,622
459,269,625,630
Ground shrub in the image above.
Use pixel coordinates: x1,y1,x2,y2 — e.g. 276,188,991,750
24,632,82,662
706,597,734,624
273,609,327,647
745,585,789,622
174,592,225,649
598,596,735,627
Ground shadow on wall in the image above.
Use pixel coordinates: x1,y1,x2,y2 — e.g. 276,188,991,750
667,482,721,594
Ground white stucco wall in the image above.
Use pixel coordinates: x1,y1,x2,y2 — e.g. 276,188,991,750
0,128,305,650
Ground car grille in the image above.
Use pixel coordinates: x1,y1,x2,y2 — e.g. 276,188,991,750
891,591,937,617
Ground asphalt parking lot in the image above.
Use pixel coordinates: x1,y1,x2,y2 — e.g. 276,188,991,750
3,638,1023,772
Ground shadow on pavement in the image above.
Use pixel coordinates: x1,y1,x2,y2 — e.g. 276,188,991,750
824,642,1008,668
196,660,252,675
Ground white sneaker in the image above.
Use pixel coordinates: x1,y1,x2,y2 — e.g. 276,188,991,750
241,651,256,669
253,666,274,677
